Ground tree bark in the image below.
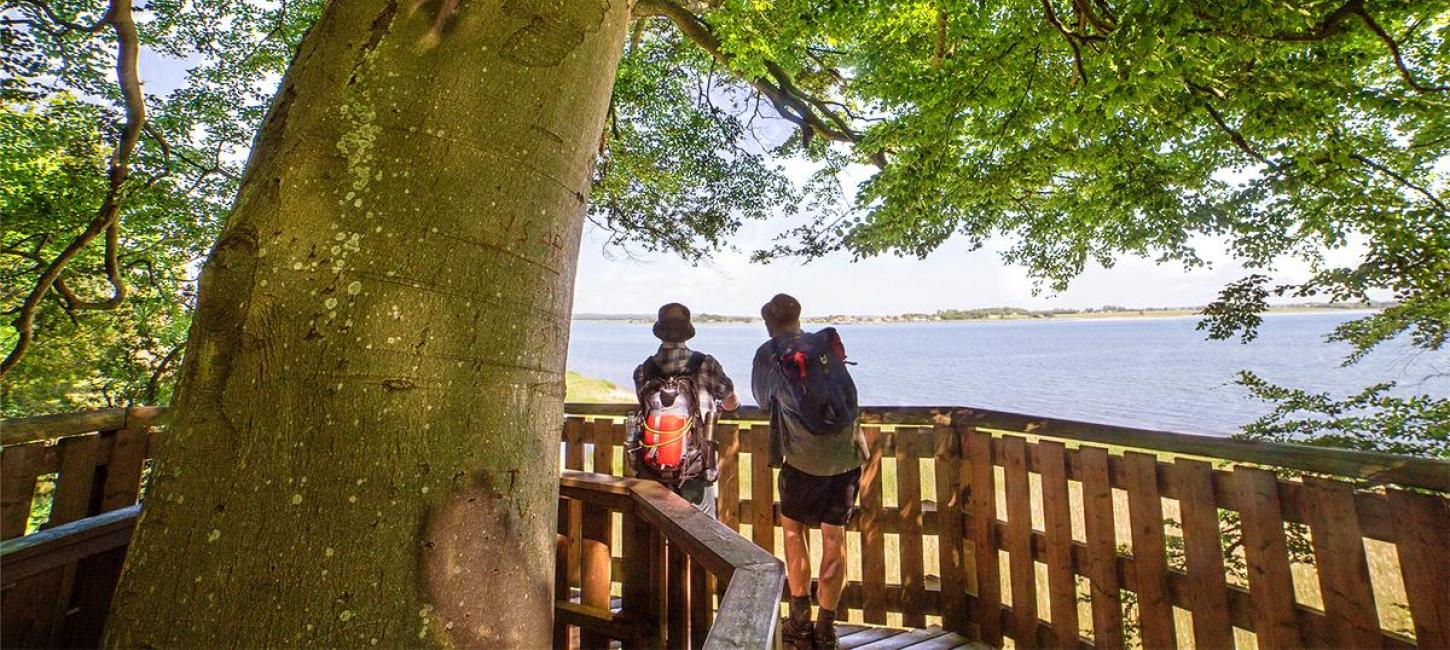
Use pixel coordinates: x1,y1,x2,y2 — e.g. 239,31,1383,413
105,0,631,646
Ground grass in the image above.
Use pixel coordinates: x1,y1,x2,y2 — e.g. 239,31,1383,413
565,371,633,403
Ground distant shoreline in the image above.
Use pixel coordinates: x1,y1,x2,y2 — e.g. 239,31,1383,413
574,304,1382,326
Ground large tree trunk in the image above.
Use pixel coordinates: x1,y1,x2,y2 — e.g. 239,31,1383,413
105,1,630,646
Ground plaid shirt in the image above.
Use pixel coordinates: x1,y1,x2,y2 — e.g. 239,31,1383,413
633,342,735,402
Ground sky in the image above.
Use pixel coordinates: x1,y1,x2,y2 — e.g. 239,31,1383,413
573,227,1364,317
132,42,1370,319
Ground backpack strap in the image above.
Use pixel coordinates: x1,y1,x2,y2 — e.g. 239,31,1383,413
684,351,707,375
641,356,664,381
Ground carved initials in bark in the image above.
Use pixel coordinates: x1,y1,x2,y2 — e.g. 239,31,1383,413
500,0,609,67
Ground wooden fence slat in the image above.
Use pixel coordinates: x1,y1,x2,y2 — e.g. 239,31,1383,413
613,421,629,479
562,420,585,589
1171,459,1232,649
897,430,926,629
1079,445,1123,650
1037,440,1079,648
579,502,612,649
1124,451,1176,649
49,434,102,527
966,428,1002,645
591,419,613,476
1387,488,1450,650
860,425,888,624
667,540,690,648
99,428,147,510
749,427,775,552
554,532,572,650
689,557,713,649
621,510,662,648
1303,476,1382,649
61,432,149,650
1001,436,1037,646
564,418,586,471
31,433,105,647
716,423,740,532
933,424,968,634
1,442,44,539
1231,466,1300,650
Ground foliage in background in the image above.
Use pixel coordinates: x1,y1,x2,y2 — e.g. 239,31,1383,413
1236,371,1450,457
3,0,1447,442
1,0,321,415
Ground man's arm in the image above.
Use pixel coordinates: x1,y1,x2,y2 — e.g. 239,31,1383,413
750,341,772,409
701,356,740,411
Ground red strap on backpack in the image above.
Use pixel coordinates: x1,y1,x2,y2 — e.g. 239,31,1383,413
790,351,808,379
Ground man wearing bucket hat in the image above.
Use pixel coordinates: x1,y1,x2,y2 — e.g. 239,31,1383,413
630,303,740,516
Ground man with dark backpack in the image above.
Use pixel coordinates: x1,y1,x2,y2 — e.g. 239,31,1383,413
628,303,740,516
751,294,867,650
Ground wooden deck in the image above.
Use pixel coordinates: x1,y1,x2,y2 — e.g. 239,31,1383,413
834,623,989,650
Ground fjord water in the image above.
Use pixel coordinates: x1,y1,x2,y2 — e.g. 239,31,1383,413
567,312,1449,435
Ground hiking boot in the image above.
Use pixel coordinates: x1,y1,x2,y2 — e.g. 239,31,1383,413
782,616,815,650
813,620,838,650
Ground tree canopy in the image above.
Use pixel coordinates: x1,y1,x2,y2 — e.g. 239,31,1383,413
3,0,1448,444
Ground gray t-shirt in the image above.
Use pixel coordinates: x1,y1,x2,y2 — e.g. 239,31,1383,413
751,330,867,477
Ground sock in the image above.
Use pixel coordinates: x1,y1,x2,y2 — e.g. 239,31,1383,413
789,596,812,623
814,607,837,635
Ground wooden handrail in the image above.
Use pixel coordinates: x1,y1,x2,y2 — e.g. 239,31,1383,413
558,470,784,649
0,406,168,446
0,505,139,585
5,401,1447,491
562,402,1450,492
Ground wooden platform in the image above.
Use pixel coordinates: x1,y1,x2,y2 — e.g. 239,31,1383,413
834,623,990,650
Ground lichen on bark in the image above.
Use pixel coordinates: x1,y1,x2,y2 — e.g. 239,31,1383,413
104,0,631,646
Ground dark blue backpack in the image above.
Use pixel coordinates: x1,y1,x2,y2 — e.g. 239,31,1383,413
773,328,858,436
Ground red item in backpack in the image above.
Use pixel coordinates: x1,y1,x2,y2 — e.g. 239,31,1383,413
644,412,691,468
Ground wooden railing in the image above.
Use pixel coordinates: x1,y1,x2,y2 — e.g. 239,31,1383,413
0,407,163,648
559,403,1450,650
3,404,1447,649
555,471,784,649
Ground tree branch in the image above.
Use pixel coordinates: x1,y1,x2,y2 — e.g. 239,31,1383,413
634,0,885,168
1350,154,1449,214
1,0,142,377
1352,7,1449,94
1042,0,1088,84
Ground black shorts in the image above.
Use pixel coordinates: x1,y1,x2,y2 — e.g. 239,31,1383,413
777,463,861,527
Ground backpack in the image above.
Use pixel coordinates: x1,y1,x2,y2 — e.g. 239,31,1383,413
773,328,859,436
627,352,714,485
